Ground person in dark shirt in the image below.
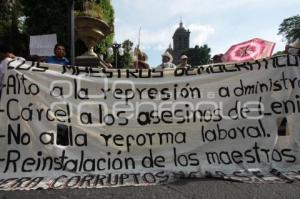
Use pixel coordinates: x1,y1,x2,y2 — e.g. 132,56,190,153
45,44,70,65
177,55,191,68
0,44,25,97
0,44,12,91
134,49,150,69
285,39,300,55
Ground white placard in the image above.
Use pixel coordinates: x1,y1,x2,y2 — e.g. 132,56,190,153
29,34,57,56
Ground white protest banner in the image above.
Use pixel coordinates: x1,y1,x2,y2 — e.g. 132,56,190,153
0,55,300,190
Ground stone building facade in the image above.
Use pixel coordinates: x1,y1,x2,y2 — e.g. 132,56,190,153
167,21,190,64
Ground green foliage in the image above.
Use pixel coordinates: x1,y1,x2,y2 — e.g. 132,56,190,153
95,33,114,55
75,0,115,56
0,21,10,39
183,44,211,66
0,0,26,55
97,0,114,26
0,1,13,21
272,51,286,57
120,39,134,69
278,15,300,43
75,0,103,19
122,40,134,51
74,0,115,56
2,0,115,58
107,39,134,69
94,0,114,55
21,0,69,47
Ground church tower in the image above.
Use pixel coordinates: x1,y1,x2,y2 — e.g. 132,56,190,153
171,20,190,64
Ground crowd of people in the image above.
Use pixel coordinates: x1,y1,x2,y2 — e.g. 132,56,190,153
1,39,300,99
0,41,193,70
0,43,70,90
1,39,300,76
128,39,300,69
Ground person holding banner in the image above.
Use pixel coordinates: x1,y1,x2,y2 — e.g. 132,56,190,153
156,51,176,69
134,49,150,69
0,44,14,92
0,44,25,97
177,55,191,68
0,44,11,91
45,44,70,65
212,54,224,63
286,39,300,55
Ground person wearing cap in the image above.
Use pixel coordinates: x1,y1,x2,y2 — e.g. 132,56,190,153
156,51,176,69
286,38,300,55
177,54,191,68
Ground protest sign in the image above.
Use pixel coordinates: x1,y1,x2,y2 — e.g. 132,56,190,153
0,55,300,190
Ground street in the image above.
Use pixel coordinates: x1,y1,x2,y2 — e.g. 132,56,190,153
1,179,300,199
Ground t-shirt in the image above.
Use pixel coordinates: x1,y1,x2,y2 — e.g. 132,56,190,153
176,63,192,68
0,57,13,98
0,57,25,95
156,62,176,69
287,46,300,55
0,57,12,89
45,56,70,65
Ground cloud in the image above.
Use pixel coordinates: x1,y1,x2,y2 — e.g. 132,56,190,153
114,0,299,23
114,25,174,51
112,0,300,63
187,24,215,47
114,0,284,20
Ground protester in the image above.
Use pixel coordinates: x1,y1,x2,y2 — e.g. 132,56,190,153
212,54,224,63
134,49,150,69
285,39,300,55
45,44,70,65
0,44,11,92
0,44,25,97
177,55,191,68
156,51,176,69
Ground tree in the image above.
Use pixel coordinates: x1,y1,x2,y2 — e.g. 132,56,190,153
19,0,114,57
93,0,114,55
272,51,285,57
278,15,300,43
0,1,13,41
107,39,134,69
119,39,134,68
21,0,70,52
74,0,115,57
0,0,26,55
74,0,115,56
0,0,13,21
182,44,211,67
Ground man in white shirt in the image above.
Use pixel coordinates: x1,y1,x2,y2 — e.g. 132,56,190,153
156,51,176,69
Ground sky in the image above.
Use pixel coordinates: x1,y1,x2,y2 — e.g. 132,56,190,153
111,0,300,67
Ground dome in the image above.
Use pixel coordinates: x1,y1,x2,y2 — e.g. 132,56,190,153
173,21,190,37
